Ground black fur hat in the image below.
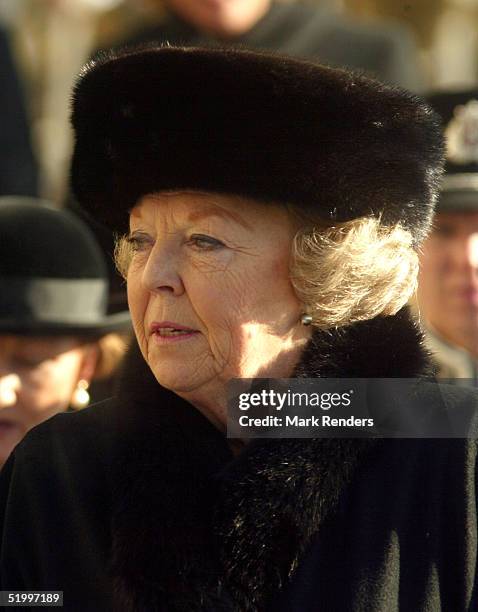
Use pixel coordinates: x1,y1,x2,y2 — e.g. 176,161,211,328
71,45,444,243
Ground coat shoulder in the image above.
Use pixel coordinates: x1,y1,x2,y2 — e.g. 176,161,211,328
12,399,117,475
0,402,117,607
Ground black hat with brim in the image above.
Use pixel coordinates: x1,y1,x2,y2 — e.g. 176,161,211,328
0,197,130,336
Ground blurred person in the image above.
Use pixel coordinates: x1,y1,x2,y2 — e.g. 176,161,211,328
343,0,444,51
0,26,38,196
0,197,130,467
418,90,478,382
12,0,132,202
108,0,423,90
432,0,478,89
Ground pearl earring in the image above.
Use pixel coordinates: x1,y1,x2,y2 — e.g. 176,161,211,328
300,313,313,326
71,379,90,409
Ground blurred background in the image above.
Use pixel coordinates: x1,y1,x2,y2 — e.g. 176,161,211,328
1,0,477,206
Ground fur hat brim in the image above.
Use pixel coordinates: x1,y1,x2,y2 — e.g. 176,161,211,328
71,45,444,243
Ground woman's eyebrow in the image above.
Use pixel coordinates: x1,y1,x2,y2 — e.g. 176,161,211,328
187,207,252,230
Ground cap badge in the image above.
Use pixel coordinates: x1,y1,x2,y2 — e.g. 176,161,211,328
446,99,478,164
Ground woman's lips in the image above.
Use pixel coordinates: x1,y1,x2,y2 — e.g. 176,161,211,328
150,321,199,344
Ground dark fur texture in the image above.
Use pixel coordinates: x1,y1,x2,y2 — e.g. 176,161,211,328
110,307,432,611
71,46,444,243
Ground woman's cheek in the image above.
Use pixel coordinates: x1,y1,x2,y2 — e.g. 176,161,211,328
188,247,234,275
126,273,148,350
193,262,253,326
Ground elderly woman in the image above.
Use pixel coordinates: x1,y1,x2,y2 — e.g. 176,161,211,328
0,47,476,611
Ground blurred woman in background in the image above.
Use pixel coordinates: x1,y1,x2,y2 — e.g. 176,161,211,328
0,197,130,467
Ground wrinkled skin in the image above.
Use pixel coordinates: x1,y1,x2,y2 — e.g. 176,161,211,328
127,191,311,428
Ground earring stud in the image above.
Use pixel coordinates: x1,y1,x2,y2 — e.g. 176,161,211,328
71,379,90,409
300,313,313,326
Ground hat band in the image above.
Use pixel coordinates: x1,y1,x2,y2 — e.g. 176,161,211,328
0,277,108,324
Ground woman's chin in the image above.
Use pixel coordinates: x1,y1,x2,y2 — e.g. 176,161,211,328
149,364,207,394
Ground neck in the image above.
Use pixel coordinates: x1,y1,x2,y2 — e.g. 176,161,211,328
178,333,311,430
177,384,228,433
177,389,246,455
116,308,432,440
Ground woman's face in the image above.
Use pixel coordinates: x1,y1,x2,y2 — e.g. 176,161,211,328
0,335,97,467
127,192,311,402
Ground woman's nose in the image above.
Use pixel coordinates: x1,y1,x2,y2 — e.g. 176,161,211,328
141,244,185,296
0,374,21,408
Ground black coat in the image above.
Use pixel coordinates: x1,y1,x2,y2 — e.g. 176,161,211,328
1,309,477,611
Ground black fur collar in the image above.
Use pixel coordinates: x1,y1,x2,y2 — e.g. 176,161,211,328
110,308,431,611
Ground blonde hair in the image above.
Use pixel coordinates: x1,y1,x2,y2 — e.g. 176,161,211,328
94,332,129,379
290,216,418,329
114,234,133,281
114,213,418,330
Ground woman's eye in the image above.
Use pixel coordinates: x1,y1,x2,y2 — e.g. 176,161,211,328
126,232,153,251
187,234,225,251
